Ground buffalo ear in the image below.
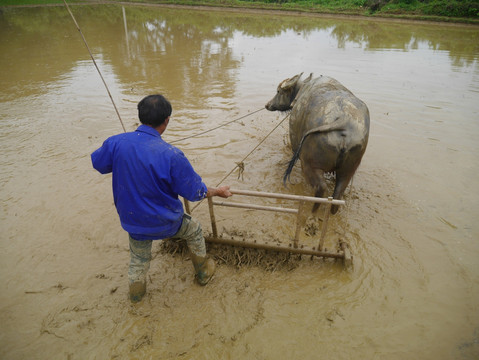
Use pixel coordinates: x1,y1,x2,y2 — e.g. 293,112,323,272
304,73,313,83
280,72,303,90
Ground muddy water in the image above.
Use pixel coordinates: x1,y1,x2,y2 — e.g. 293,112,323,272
1,4,478,359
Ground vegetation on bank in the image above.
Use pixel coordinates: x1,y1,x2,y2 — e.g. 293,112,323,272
1,0,478,23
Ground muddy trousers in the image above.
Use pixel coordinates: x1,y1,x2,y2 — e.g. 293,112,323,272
128,214,206,285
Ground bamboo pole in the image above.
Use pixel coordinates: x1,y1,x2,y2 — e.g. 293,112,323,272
205,236,344,259
293,200,305,248
230,189,345,205
207,197,218,238
318,197,333,251
183,198,191,215
212,200,298,214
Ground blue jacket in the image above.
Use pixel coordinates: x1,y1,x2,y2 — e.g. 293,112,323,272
91,125,207,240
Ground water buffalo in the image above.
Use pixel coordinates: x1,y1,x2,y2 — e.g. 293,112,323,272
265,73,370,214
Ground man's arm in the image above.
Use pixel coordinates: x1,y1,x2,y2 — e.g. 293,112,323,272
206,186,232,198
91,139,113,174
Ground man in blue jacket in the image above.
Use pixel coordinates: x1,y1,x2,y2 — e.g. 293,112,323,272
91,94,232,302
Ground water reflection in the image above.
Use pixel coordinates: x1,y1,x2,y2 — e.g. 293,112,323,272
330,20,479,68
118,8,239,110
1,5,478,105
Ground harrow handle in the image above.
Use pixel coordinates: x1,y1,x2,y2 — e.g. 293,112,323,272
230,189,345,205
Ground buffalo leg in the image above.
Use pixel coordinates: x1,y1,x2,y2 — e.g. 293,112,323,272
303,165,327,213
331,166,358,214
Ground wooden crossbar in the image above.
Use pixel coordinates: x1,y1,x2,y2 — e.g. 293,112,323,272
229,189,346,205
212,200,298,214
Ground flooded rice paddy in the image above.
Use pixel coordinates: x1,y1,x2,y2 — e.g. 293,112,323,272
0,4,478,359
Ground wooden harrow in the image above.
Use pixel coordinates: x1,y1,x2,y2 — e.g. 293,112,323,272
185,189,352,268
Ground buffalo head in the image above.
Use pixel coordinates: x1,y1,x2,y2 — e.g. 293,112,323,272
265,72,312,112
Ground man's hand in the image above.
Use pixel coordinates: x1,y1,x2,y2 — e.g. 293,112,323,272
206,186,232,198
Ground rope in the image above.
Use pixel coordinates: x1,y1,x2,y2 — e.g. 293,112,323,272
62,0,127,133
190,113,291,213
215,113,290,187
170,108,264,144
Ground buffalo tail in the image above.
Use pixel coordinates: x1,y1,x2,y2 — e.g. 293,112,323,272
283,120,347,185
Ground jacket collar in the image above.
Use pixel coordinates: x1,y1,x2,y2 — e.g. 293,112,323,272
136,124,162,138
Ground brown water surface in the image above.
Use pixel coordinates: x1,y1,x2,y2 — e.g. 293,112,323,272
0,4,478,359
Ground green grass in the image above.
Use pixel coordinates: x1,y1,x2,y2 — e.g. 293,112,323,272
0,0,64,4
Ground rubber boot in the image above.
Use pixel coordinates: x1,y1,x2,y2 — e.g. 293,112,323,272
129,281,146,303
190,254,216,286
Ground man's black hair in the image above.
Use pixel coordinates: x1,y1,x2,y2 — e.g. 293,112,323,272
137,94,172,127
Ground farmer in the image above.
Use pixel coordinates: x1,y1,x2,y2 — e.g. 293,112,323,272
91,94,232,303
